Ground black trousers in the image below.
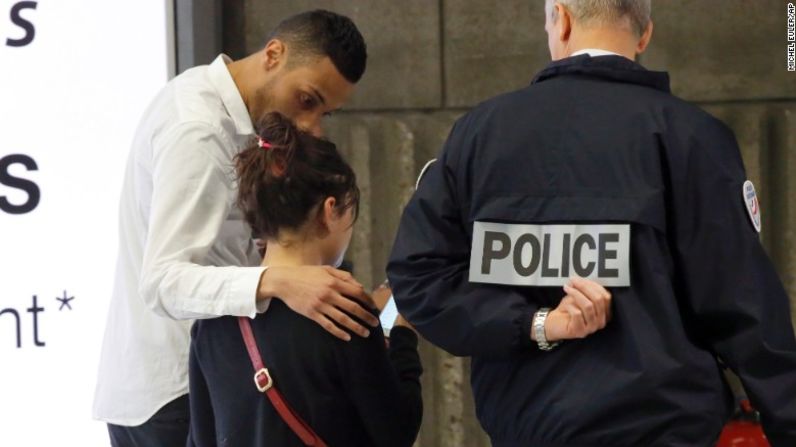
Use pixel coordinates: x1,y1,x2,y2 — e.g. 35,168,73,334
107,394,190,447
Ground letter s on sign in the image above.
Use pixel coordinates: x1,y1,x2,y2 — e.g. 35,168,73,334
1,154,40,214
6,1,37,47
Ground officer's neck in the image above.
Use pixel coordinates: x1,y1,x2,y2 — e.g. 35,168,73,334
564,27,639,61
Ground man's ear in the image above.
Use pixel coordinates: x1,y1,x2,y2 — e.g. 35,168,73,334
557,3,573,43
636,20,654,54
262,39,286,71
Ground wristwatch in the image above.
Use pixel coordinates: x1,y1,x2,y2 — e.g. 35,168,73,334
533,308,560,351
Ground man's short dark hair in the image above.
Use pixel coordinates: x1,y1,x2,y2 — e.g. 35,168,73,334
269,10,367,83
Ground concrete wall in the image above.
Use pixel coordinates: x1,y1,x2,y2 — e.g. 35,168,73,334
222,1,796,445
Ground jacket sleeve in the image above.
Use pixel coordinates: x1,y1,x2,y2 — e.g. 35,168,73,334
139,121,267,320
665,116,796,446
337,325,423,447
387,117,537,359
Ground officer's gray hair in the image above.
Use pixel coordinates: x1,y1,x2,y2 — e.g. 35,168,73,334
546,0,651,37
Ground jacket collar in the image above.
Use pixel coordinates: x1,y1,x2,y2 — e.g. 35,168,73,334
531,54,671,93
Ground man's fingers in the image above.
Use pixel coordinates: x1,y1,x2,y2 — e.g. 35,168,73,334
313,312,352,342
328,291,379,327
563,284,599,329
324,267,374,306
329,275,374,308
320,303,370,338
554,282,612,340
270,265,381,337
570,276,612,317
325,266,362,286
559,301,588,338
569,276,607,300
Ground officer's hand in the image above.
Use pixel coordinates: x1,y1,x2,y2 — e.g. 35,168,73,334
394,314,418,334
258,265,379,341
545,276,612,341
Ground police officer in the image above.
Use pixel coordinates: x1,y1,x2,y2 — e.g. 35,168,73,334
387,1,796,446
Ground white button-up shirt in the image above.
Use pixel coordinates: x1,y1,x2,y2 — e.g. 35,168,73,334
93,54,269,425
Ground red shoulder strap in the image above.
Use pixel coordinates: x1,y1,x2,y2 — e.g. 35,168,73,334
238,316,328,447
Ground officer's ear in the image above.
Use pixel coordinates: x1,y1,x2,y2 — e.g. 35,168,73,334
636,20,654,55
555,3,573,43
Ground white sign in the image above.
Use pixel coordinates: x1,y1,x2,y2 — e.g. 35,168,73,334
469,222,631,287
0,2,172,445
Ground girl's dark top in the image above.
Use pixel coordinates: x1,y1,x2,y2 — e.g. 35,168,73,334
188,298,423,447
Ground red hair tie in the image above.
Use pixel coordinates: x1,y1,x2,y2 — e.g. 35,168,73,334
257,137,273,151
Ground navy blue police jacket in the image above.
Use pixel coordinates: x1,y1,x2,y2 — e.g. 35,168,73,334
386,54,796,447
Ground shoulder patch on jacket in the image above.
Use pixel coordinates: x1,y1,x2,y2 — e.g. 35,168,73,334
743,180,761,233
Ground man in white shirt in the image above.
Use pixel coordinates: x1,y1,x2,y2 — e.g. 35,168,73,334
93,10,377,447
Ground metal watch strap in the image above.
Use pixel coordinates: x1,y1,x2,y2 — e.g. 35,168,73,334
533,307,560,351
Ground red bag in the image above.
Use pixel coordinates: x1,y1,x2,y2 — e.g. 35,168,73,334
716,400,769,447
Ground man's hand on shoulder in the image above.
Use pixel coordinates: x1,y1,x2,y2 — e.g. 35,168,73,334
258,265,379,341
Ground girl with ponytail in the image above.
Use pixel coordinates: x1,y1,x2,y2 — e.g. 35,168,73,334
187,112,423,447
